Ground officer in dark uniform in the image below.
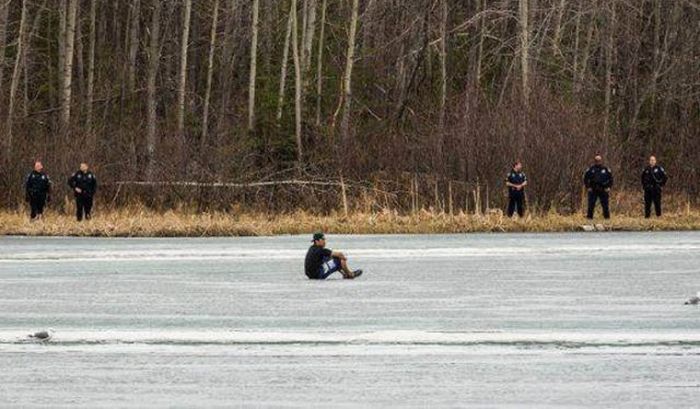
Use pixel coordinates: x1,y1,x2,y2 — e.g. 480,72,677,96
641,155,668,218
505,161,528,217
68,162,98,221
583,154,613,219
24,161,52,220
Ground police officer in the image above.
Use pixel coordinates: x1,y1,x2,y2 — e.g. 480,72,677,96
583,154,613,219
68,162,98,221
24,161,52,220
641,155,668,218
505,161,528,217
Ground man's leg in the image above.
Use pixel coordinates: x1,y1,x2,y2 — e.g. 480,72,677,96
33,196,46,219
84,196,93,220
30,197,38,220
506,196,516,217
654,190,662,217
38,198,46,217
600,191,610,219
34,198,45,220
644,189,652,218
339,258,356,279
586,191,596,219
517,194,525,217
76,197,83,221
318,257,350,279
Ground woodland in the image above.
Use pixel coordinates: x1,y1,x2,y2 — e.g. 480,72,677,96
0,0,698,213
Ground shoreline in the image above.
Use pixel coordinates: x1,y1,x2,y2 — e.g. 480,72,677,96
1,209,700,237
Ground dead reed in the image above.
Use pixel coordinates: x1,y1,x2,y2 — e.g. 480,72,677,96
1,205,699,237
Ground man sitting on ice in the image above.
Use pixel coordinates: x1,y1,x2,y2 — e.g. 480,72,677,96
304,233,362,280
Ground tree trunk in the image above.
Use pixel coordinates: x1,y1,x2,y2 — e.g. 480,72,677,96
650,0,661,108
22,43,28,118
60,0,79,129
86,0,97,132
578,3,596,94
361,0,375,56
216,0,238,135
0,0,10,96
75,18,84,107
300,0,307,62
603,0,615,144
340,0,360,143
572,2,581,89
247,0,259,132
276,0,294,122
302,0,316,75
127,0,140,92
291,0,303,160
438,0,448,135
201,0,220,147
475,0,486,85
20,0,45,120
146,0,161,179
58,0,66,102
5,0,28,159
518,0,530,103
177,0,192,138
551,0,566,54
314,0,326,126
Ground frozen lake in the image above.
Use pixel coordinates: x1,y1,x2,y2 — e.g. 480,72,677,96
1,232,699,407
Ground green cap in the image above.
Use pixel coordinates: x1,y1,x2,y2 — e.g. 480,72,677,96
312,232,325,242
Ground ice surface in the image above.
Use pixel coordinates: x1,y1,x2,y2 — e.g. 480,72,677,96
1,232,699,407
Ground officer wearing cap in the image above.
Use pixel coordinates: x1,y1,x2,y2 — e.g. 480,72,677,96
304,233,363,280
641,155,668,218
584,154,613,219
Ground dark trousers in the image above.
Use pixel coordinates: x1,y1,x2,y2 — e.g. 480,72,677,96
587,190,610,219
644,188,662,218
76,195,94,221
29,195,46,219
507,192,525,217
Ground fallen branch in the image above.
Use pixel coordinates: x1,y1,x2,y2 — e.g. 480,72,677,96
113,179,344,188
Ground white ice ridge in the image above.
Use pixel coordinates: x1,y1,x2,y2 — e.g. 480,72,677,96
1,329,700,347
2,243,700,263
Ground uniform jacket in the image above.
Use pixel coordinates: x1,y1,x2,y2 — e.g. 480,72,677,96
584,164,613,192
506,170,527,195
68,171,98,197
25,171,52,199
641,165,667,190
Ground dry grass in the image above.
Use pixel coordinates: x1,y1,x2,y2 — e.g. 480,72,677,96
1,206,700,237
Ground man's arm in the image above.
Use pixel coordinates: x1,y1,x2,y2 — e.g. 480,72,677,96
660,168,668,186
68,173,77,189
85,174,97,195
583,169,592,188
607,168,613,189
46,176,52,202
24,174,31,201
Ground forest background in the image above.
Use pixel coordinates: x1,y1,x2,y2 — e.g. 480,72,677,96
0,0,698,220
